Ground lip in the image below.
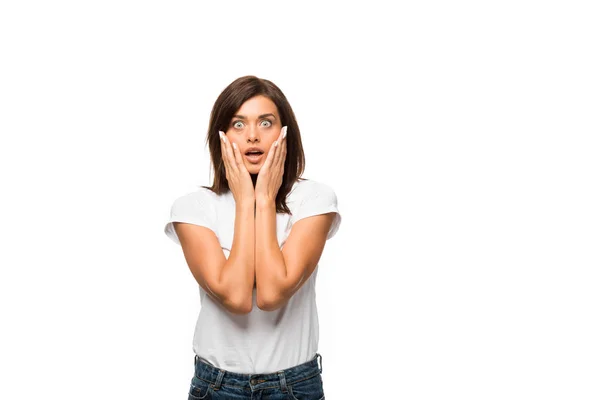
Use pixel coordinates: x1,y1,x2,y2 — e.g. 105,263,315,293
244,153,264,164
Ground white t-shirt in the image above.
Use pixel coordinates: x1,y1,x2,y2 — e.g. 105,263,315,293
164,178,341,374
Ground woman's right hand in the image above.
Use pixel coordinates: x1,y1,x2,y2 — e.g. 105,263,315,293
219,131,255,205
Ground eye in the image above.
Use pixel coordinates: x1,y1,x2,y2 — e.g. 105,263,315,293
233,121,244,129
260,120,272,128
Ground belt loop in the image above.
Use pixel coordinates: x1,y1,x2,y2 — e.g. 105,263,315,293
212,369,225,391
278,371,288,393
316,353,322,373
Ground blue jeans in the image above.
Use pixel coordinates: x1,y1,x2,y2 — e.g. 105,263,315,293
188,353,325,399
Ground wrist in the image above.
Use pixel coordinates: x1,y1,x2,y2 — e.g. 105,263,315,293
255,196,275,210
236,199,255,212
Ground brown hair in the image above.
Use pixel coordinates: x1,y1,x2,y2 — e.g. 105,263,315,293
201,76,306,214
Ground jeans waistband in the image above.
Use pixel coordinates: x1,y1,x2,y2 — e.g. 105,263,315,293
193,353,322,392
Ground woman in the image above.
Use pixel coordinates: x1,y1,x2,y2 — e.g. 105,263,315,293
164,75,341,399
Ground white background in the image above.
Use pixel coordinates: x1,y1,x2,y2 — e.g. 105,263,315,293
1,1,599,399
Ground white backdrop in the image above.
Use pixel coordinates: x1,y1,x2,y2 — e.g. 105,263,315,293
1,1,599,399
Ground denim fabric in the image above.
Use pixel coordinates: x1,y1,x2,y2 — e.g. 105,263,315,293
188,353,325,400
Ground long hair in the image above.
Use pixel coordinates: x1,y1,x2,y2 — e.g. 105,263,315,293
201,76,306,214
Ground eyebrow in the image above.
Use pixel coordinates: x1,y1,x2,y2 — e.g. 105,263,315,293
232,113,277,120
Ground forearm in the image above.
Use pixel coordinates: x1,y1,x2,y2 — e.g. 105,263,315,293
255,199,288,308
219,200,255,310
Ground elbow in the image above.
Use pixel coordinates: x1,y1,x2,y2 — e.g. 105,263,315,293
211,280,253,315
219,282,252,315
257,278,295,311
223,295,253,314
257,297,279,312
256,291,287,312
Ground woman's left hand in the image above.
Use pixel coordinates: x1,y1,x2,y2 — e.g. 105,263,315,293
255,126,287,206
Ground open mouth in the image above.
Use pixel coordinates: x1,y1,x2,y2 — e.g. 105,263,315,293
244,150,264,163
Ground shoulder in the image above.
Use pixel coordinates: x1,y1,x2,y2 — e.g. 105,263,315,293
170,187,219,214
287,178,342,239
287,178,340,213
289,178,338,202
165,187,221,245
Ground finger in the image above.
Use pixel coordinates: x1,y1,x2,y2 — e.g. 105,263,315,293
219,131,231,173
231,141,246,170
221,131,238,173
274,126,286,167
275,144,286,181
219,131,229,174
220,131,238,182
261,139,278,173
280,134,287,169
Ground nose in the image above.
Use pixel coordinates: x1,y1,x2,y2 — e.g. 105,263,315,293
247,125,260,143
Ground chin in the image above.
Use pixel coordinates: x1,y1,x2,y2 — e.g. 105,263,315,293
245,163,262,174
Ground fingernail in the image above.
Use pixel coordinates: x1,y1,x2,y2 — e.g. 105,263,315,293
282,126,288,139
219,131,225,142
274,141,279,147
233,143,237,150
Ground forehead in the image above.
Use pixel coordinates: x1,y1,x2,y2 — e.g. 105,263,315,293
234,95,278,117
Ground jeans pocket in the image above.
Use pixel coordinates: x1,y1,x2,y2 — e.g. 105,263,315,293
188,376,212,400
287,373,325,400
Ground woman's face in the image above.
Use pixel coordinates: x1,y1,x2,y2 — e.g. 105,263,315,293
225,95,282,174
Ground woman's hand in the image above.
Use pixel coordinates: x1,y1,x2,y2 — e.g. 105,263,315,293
255,126,287,206
219,131,255,205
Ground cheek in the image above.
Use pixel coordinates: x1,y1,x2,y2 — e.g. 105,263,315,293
230,138,243,151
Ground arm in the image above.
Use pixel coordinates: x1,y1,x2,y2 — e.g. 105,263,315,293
254,198,335,311
174,199,255,314
223,199,256,311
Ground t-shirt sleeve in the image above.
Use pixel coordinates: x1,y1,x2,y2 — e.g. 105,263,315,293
164,190,217,246
290,182,342,240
